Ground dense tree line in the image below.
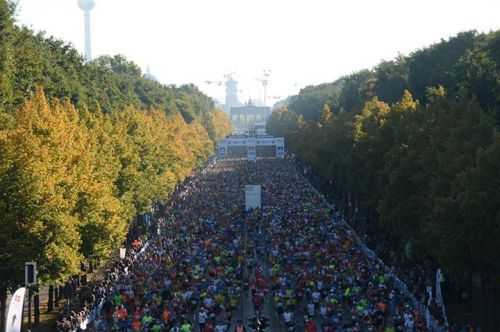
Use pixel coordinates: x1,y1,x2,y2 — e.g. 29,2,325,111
0,89,219,283
0,0,231,325
268,30,500,328
0,2,229,139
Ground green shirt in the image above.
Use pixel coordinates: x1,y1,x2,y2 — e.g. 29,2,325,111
113,294,122,306
181,323,192,332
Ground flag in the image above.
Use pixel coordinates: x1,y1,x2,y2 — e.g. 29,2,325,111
5,287,26,332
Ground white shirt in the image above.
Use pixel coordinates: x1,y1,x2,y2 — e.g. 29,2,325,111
307,303,315,315
198,310,208,324
79,317,88,330
215,323,227,332
404,313,414,328
183,290,193,300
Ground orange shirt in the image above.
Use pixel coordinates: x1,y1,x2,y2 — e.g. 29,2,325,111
132,319,141,331
162,309,171,322
376,302,387,312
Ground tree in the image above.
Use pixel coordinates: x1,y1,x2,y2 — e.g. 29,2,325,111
375,56,409,104
0,0,15,112
0,90,85,285
263,27,500,329
319,104,333,126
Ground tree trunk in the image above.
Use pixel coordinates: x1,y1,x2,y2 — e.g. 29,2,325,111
48,285,54,312
494,279,500,332
27,287,32,327
34,286,40,326
471,272,482,329
55,285,60,307
481,273,499,332
0,286,7,332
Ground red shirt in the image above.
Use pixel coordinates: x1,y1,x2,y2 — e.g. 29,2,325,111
117,307,128,320
203,323,214,332
131,319,141,331
306,321,317,332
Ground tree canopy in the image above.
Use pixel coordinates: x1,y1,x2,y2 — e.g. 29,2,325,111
0,0,231,288
268,29,500,278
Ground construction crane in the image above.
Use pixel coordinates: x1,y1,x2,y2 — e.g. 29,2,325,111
224,72,236,81
204,72,237,87
256,69,271,106
204,80,223,86
203,73,242,114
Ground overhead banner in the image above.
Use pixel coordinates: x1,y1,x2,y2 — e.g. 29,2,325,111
254,138,276,146
219,136,285,159
222,137,285,147
245,185,261,211
5,287,26,332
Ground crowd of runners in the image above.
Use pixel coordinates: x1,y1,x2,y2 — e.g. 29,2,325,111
247,159,430,331
58,157,438,332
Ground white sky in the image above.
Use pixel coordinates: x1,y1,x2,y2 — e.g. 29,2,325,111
15,0,500,105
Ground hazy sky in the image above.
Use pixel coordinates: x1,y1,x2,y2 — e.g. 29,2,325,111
15,0,500,104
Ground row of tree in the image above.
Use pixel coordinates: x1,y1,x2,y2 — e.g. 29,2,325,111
283,30,500,124
268,30,500,327
0,89,220,283
0,0,231,326
0,2,227,136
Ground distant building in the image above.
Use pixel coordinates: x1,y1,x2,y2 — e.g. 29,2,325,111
144,66,159,82
224,77,241,114
230,101,271,134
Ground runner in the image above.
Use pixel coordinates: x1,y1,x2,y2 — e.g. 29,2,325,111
63,157,428,332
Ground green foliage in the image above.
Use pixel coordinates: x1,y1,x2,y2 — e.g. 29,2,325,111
268,29,500,277
0,0,232,287
0,0,15,111
375,56,409,104
408,31,476,103
5,25,220,128
287,81,345,121
446,137,500,273
0,90,221,285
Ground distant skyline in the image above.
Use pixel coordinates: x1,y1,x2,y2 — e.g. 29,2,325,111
15,0,500,105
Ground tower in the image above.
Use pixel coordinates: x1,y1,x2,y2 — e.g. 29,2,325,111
256,69,271,106
144,65,159,82
78,0,96,61
204,73,241,114
224,74,240,114
224,78,238,114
